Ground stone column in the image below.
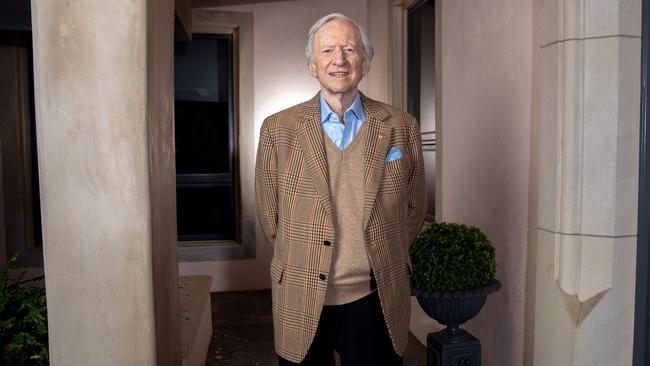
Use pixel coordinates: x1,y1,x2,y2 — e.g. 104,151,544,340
31,0,180,364
534,0,640,365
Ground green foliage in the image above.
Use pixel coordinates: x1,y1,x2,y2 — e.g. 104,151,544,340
410,222,496,292
0,255,49,365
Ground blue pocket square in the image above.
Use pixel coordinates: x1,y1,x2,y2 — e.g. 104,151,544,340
385,147,403,162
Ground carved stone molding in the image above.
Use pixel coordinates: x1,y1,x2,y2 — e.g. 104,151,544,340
538,0,640,314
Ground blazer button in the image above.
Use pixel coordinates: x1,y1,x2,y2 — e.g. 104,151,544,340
319,274,327,281
323,240,332,246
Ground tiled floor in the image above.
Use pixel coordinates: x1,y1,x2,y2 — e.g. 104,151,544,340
206,290,427,366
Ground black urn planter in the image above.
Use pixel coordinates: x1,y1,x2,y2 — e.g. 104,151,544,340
409,222,500,365
412,279,501,336
412,279,501,366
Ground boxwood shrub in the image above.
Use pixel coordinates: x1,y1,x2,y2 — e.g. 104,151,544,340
409,222,496,292
0,255,49,365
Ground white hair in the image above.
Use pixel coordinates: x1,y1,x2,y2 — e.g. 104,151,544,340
305,13,374,65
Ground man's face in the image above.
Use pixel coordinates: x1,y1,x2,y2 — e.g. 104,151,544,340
310,19,370,99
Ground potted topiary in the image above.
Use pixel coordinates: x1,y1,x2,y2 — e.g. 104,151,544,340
409,222,500,364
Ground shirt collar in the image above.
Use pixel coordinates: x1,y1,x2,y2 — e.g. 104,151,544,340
319,92,365,123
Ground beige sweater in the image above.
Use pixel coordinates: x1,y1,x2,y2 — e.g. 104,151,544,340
323,125,374,305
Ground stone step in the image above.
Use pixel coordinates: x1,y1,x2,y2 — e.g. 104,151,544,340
179,275,213,366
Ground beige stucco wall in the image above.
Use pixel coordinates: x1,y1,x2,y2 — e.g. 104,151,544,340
32,0,157,362
409,1,535,365
31,0,180,364
179,0,391,291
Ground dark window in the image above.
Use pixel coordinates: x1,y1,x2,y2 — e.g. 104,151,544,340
0,30,43,266
174,33,236,242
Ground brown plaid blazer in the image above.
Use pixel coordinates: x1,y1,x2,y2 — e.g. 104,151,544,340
255,93,426,363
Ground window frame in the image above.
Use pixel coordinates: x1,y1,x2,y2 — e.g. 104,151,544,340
176,10,255,262
175,32,238,243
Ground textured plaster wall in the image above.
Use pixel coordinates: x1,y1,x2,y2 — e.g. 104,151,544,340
408,1,535,365
180,0,390,291
31,0,178,364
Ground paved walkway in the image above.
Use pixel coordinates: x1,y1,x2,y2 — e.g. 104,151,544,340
206,290,427,366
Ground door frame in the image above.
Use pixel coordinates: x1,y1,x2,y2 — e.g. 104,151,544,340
634,1,650,365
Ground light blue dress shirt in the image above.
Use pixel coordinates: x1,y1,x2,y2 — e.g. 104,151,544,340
320,93,403,161
320,93,366,150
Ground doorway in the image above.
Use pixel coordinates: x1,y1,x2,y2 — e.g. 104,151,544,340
407,0,436,221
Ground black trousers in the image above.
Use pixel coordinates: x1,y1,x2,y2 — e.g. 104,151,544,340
277,291,403,366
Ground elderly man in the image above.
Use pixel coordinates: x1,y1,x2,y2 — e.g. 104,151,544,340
255,13,426,366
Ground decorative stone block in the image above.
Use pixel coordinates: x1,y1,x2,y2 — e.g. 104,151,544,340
539,31,640,305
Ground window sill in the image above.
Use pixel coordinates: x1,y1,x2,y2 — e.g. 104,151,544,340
177,240,255,262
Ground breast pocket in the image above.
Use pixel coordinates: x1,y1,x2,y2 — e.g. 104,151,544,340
380,156,410,194
384,157,405,174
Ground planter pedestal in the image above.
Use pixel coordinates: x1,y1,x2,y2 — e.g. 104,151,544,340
413,279,501,366
427,328,480,366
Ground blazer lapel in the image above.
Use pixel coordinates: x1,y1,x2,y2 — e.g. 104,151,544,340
297,94,333,217
361,94,392,229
